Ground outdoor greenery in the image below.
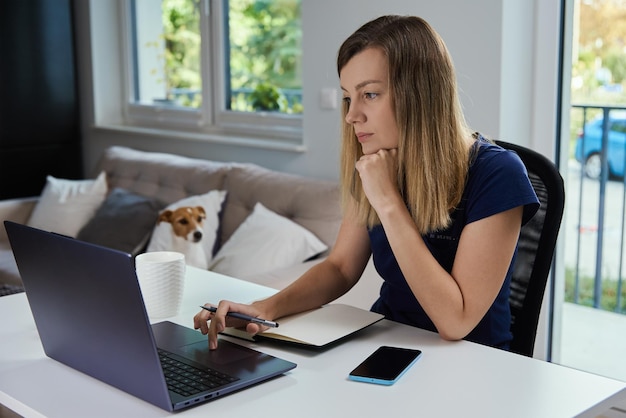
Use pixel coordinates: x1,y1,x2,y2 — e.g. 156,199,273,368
228,0,302,112
568,0,626,151
248,82,287,111
565,267,626,313
574,0,626,97
160,0,201,107
159,0,301,113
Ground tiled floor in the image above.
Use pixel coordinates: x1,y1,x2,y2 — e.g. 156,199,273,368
557,302,626,382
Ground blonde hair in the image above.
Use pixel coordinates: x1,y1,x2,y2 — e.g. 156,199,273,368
337,15,472,233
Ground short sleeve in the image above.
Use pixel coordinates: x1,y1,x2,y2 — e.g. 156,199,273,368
464,145,540,226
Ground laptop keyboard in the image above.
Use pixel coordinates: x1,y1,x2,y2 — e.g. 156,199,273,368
158,349,239,397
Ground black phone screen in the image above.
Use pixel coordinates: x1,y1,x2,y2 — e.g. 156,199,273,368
349,346,422,384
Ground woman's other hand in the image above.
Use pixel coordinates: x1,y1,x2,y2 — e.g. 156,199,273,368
193,300,269,350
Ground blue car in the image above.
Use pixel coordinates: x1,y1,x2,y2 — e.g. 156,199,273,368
574,113,626,180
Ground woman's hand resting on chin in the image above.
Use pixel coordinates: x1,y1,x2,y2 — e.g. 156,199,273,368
355,148,401,211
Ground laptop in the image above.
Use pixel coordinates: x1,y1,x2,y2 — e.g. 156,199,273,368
4,221,296,412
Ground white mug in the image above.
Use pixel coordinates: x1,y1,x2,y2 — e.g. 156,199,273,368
135,251,186,319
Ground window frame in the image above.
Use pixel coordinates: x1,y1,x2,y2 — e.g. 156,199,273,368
118,0,303,147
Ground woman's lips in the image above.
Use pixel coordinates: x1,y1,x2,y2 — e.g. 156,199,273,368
356,132,372,142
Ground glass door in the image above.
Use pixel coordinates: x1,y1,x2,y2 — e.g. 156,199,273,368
555,0,626,381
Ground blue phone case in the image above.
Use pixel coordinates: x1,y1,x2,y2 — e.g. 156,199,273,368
348,346,422,386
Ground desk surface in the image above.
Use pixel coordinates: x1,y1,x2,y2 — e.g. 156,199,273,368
1,267,624,418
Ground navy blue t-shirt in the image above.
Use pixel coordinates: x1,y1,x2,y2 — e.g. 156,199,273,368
368,137,540,349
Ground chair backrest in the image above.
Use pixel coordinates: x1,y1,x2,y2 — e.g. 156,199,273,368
495,140,565,357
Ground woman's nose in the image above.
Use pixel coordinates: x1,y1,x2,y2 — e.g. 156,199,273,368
345,104,362,124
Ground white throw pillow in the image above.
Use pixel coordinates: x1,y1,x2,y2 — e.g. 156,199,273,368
146,190,227,269
27,171,108,238
209,202,328,277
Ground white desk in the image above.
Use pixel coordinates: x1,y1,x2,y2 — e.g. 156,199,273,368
1,267,624,418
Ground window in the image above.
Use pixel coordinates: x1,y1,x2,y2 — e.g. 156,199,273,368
123,0,302,145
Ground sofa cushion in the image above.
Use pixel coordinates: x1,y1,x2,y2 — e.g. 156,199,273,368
0,196,38,243
219,164,341,251
96,146,231,206
26,172,108,238
147,190,227,269
209,202,328,277
77,188,164,256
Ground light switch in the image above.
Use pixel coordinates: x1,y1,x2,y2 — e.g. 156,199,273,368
319,88,338,110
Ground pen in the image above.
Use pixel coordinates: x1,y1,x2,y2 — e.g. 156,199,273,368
199,305,279,328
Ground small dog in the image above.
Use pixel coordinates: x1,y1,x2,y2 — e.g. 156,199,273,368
157,206,208,269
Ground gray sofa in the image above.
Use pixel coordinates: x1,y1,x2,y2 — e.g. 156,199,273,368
0,146,381,309
0,146,340,284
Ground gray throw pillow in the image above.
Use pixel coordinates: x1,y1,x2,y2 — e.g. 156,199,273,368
77,188,163,256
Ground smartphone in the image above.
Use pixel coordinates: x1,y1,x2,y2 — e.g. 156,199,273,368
348,346,422,386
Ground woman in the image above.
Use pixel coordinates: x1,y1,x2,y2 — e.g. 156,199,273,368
194,15,539,350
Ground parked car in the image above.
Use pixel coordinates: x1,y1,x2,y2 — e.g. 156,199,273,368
574,112,626,180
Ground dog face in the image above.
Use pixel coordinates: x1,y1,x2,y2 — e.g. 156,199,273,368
158,206,206,242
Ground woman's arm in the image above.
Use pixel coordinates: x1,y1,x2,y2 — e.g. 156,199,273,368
261,211,373,319
194,203,372,349
378,200,522,340
356,147,522,340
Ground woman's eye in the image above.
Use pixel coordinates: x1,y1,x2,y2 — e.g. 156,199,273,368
342,97,351,105
364,92,378,99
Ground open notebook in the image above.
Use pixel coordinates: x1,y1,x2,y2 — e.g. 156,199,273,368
222,304,384,348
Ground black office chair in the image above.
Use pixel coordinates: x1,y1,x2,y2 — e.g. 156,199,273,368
495,140,565,357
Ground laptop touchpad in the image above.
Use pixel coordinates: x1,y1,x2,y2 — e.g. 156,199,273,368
180,340,255,365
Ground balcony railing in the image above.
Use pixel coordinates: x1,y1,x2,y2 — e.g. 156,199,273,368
569,104,626,313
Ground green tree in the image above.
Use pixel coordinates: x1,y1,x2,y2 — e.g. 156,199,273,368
228,0,302,112
162,0,201,106
604,49,626,84
159,0,302,112
574,0,626,105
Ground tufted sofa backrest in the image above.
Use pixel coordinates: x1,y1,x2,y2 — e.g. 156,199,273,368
95,146,342,251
